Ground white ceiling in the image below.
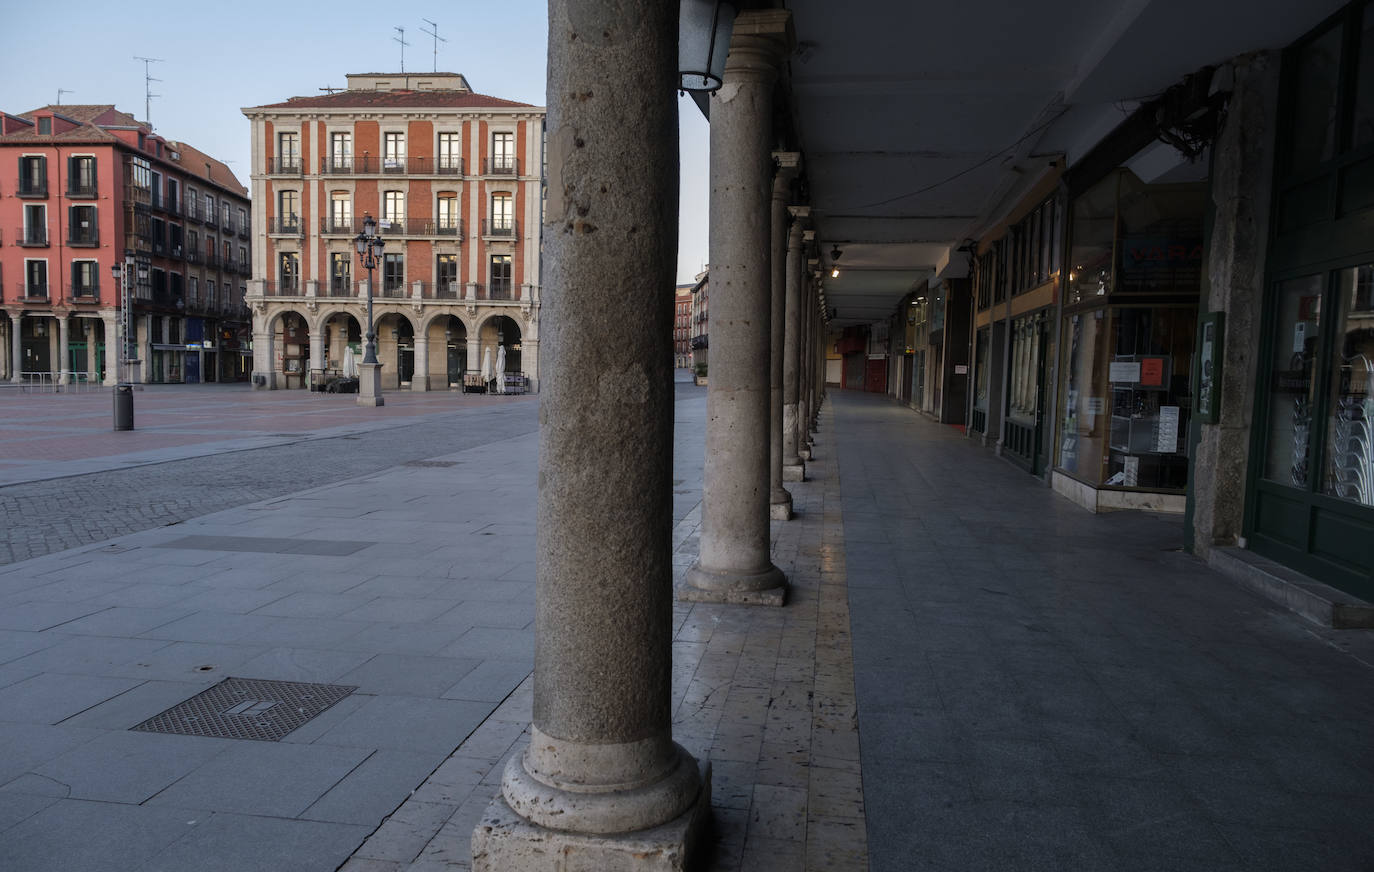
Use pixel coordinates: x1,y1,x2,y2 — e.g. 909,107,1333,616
782,0,1346,327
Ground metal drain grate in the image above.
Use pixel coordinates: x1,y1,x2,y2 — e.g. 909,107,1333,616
131,677,357,742
404,460,459,468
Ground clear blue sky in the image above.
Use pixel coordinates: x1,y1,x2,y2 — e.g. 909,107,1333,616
8,0,709,283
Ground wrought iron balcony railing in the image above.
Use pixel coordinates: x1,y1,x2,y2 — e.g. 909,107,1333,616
482,158,519,175
481,219,518,240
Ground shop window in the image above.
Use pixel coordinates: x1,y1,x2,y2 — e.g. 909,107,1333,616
1067,174,1118,305
1058,309,1112,485
1322,266,1374,505
1261,276,1325,487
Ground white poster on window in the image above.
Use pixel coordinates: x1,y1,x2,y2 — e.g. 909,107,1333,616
1123,455,1139,487
1156,405,1180,453
1109,361,1141,383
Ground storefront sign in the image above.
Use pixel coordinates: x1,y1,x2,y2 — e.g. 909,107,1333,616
1156,405,1180,452
1196,311,1223,424
1109,361,1141,383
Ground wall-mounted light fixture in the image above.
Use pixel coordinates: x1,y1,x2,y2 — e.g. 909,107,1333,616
679,0,737,92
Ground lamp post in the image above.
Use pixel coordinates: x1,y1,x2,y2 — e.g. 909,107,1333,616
353,214,386,407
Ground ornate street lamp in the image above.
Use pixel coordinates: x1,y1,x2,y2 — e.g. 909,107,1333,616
679,0,736,92
353,214,387,406
354,214,385,365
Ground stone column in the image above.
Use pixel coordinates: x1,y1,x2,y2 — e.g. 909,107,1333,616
57,316,70,385
768,156,798,520
783,210,808,479
466,336,481,389
682,10,793,608
473,1,707,867
1191,52,1279,555
412,331,430,391
251,326,274,390
6,314,18,382
308,323,325,390
101,315,118,385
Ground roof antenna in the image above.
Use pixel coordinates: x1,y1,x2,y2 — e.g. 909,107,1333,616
393,26,410,74
133,56,163,127
57,88,73,106
319,85,343,94
421,19,447,73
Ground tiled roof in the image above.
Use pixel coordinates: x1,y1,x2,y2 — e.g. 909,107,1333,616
247,90,538,111
0,103,246,195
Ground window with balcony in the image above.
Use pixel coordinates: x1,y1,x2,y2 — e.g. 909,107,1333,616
206,280,216,308
491,132,515,173
330,252,351,296
25,259,48,299
151,171,163,208
277,132,300,172
437,194,459,234
150,217,165,254
490,254,512,298
238,207,247,234
383,253,405,292
22,204,47,246
438,132,461,173
329,131,352,171
382,191,405,232
223,240,232,268
130,156,151,192
167,178,179,213
19,155,47,196
488,193,514,237
278,191,300,233
222,202,231,229
239,246,248,272
383,132,406,172
72,260,98,298
185,187,198,218
204,193,216,225
188,275,199,307
437,254,458,296
67,155,97,197
329,192,352,232
169,223,184,257
279,252,299,292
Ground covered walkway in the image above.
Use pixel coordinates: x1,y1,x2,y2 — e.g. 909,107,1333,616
836,390,1374,871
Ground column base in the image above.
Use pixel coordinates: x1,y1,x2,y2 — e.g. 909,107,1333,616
679,562,787,606
473,760,711,872
770,487,793,520
798,447,812,461
783,462,806,482
357,362,385,407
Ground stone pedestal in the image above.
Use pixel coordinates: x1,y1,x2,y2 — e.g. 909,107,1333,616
356,361,384,407
473,1,706,867
681,10,793,608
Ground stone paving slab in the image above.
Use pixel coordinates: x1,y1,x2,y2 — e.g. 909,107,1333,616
834,391,1374,872
354,397,868,871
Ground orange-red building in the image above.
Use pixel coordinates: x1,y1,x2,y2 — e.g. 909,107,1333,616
0,105,250,385
242,72,545,392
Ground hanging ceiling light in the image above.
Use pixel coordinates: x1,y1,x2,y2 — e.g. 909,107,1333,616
679,0,737,92
830,244,842,278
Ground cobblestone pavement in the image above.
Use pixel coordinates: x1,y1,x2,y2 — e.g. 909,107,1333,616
0,400,538,565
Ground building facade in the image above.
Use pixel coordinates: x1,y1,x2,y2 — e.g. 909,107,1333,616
0,105,250,385
688,268,708,373
242,73,545,392
673,282,692,368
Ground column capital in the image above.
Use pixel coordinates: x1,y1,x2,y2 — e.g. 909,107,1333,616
721,10,793,83
773,151,802,174
803,229,816,243
787,204,810,221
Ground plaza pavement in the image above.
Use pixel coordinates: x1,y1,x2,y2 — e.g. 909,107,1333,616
2,380,1373,871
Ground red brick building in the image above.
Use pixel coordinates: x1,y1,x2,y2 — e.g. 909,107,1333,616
242,73,545,392
674,282,693,368
0,105,250,384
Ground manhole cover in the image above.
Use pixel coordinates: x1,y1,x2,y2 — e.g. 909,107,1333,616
404,460,458,468
131,677,357,742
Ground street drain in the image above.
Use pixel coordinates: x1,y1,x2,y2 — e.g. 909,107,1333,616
131,677,357,742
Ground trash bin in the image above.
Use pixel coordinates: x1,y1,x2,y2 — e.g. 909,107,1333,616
113,383,134,431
